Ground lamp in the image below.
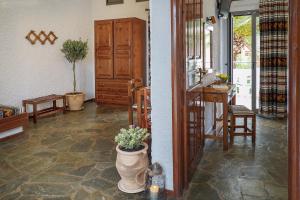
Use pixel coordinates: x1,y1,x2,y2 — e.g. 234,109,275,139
145,163,166,200
206,16,217,24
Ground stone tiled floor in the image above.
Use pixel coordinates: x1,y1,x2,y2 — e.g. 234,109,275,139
185,117,288,200
0,103,288,200
0,103,147,200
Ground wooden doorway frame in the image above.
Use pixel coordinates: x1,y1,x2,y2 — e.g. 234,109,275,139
171,0,185,196
171,0,204,196
171,0,300,198
288,0,300,199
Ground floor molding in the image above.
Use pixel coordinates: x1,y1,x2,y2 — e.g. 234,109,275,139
84,98,95,103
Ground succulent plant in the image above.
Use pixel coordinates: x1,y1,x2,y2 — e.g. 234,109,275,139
115,126,150,151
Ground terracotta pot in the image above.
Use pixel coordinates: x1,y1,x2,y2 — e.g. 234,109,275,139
116,143,149,193
65,92,85,111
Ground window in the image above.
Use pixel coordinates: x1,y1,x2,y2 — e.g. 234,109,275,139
106,0,123,5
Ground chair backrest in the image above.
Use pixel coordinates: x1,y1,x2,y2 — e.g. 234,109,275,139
128,79,143,125
136,87,151,131
128,79,143,106
143,88,151,130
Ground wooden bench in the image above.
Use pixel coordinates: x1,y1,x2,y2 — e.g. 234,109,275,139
23,94,66,123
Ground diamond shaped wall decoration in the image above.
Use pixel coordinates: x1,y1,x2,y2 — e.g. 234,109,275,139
25,30,58,45
48,31,58,45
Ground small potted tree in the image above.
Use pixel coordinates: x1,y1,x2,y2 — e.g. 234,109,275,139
115,126,150,193
61,39,88,111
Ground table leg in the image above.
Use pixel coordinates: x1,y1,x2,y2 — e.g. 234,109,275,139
244,117,247,136
223,98,228,151
53,100,57,112
230,115,235,144
252,115,256,144
23,102,27,113
63,97,66,114
213,102,217,130
232,95,236,105
33,104,37,124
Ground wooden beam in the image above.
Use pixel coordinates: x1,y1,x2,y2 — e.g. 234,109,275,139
171,0,185,196
288,0,300,199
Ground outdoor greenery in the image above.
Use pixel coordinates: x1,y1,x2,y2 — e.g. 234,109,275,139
61,39,88,93
233,16,252,62
115,126,150,151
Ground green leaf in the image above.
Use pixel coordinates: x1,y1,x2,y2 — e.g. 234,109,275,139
61,39,88,92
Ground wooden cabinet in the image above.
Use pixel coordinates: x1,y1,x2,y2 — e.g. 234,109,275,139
114,19,132,79
95,20,114,79
95,18,146,105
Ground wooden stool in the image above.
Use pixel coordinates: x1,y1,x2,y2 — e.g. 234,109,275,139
229,105,256,144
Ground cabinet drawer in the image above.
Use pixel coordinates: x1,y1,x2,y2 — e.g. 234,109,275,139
203,93,223,102
96,80,128,87
95,79,129,105
97,87,128,95
96,94,128,105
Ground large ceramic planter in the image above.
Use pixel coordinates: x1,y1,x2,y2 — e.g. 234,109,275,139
65,92,85,111
116,143,149,193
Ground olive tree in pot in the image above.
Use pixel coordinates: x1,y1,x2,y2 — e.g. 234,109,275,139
61,39,88,111
115,126,150,193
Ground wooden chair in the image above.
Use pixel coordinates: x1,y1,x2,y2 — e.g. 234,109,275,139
143,88,151,131
137,87,151,161
128,79,143,125
136,87,151,131
229,105,256,144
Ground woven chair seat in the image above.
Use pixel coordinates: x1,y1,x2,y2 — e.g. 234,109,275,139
229,105,255,115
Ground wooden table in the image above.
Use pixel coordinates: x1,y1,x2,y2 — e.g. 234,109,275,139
202,83,236,150
23,94,66,123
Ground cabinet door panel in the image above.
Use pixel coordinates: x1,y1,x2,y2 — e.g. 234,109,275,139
114,20,132,79
114,50,131,79
95,21,114,78
95,56,113,78
114,20,132,49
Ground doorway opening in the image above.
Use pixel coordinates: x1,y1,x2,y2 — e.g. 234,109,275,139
231,11,260,111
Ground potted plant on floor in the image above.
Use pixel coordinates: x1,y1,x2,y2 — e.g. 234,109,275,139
115,126,150,193
61,39,88,111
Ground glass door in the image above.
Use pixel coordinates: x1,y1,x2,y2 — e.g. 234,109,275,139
231,12,259,111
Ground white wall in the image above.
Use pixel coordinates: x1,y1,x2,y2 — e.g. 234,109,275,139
92,0,149,20
219,18,229,74
231,0,259,12
150,0,173,191
203,0,220,69
0,0,149,107
0,0,93,107
203,0,221,133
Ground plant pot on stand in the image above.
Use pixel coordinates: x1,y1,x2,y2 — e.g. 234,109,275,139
115,126,150,193
116,143,149,193
61,39,88,111
66,92,85,111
